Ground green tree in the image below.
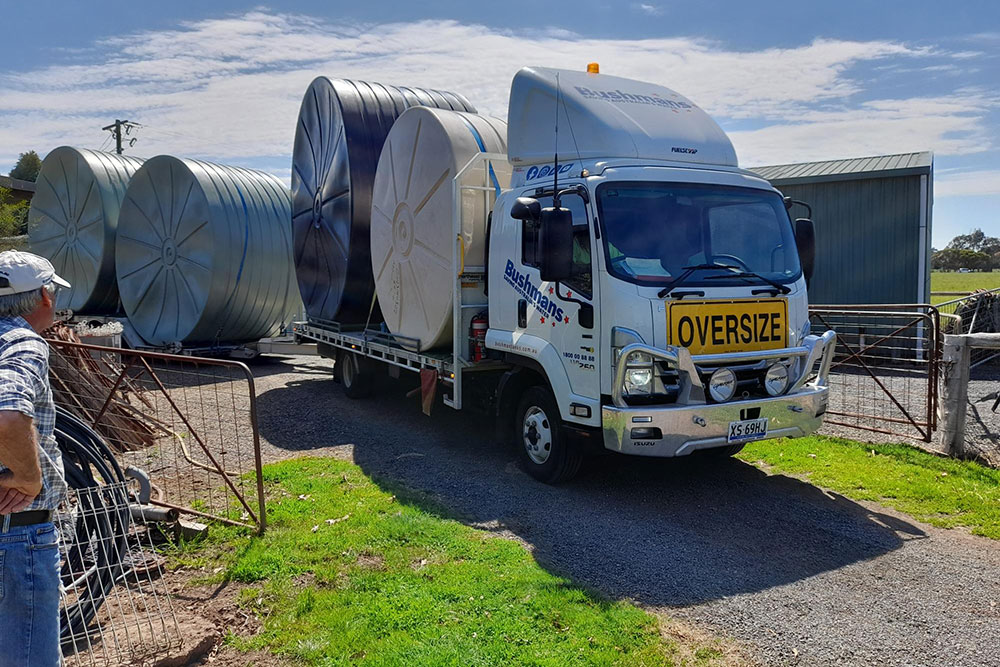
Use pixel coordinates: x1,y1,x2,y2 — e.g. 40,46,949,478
947,229,986,251
942,228,1000,270
932,248,960,271
8,150,42,182
0,187,29,250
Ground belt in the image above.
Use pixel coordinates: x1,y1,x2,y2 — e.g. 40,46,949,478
0,509,53,531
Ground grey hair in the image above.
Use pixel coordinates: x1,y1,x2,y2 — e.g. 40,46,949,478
0,284,57,318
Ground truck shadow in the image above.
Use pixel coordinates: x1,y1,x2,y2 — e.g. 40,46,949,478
255,370,925,608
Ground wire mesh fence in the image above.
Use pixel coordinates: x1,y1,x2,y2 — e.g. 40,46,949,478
47,337,265,532
939,334,1000,467
808,305,940,443
936,288,1000,369
964,371,1000,466
60,484,181,667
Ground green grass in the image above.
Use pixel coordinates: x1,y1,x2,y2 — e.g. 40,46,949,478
738,435,1000,539
931,271,1000,303
185,458,731,666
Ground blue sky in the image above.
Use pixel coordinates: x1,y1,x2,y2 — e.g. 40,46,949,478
2,1,998,247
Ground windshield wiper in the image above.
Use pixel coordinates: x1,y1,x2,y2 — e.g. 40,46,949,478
704,269,791,294
657,263,740,298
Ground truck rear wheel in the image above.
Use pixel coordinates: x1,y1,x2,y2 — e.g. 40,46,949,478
338,351,374,399
515,386,582,484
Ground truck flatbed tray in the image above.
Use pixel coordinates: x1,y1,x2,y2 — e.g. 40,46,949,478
296,319,457,379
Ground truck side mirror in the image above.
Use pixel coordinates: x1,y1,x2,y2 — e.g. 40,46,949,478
539,206,573,282
511,197,541,221
794,218,815,283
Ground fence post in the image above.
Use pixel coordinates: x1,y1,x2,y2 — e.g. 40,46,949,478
938,334,970,455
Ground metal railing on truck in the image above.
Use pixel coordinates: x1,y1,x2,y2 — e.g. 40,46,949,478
447,152,509,410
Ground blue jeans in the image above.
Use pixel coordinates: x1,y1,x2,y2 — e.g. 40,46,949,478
0,522,61,667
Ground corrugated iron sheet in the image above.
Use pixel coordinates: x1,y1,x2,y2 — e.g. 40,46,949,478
750,152,932,184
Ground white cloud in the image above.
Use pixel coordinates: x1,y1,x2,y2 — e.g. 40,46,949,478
0,10,995,179
935,170,1000,197
734,91,995,166
632,3,664,16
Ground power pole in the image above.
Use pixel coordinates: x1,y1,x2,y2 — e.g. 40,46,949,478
101,119,140,154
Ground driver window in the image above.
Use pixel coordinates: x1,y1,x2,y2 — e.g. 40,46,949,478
520,193,592,298
708,204,785,271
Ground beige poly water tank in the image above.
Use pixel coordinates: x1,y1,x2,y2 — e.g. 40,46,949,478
370,107,509,350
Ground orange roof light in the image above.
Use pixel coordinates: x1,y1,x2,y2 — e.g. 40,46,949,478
587,62,600,74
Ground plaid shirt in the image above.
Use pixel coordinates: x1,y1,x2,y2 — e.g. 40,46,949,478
0,316,66,511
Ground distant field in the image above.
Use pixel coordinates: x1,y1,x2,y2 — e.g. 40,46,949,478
931,271,1000,304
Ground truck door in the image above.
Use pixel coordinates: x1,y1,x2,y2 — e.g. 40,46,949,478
518,190,601,404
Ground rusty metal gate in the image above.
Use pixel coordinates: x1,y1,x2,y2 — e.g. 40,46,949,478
47,337,266,533
809,305,941,442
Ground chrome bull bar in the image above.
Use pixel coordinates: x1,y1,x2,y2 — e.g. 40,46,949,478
611,330,837,408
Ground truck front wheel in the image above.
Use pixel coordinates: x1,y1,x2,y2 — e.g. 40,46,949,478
700,443,746,458
515,386,583,484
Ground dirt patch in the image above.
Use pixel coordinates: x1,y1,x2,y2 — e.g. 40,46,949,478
357,551,385,570
167,569,293,667
658,616,756,666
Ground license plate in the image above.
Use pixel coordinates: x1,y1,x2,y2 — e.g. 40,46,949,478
668,299,787,355
728,418,769,444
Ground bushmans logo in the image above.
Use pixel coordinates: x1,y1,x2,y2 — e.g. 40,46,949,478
575,86,694,110
504,260,567,325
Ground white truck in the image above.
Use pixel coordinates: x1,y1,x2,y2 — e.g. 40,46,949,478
296,65,837,483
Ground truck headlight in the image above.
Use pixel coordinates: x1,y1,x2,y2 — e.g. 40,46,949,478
708,368,737,402
764,363,789,396
624,353,654,394
625,367,653,394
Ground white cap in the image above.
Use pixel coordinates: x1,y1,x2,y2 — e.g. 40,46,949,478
0,250,71,296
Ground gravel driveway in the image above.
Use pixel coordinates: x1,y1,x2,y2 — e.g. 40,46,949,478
247,354,1000,667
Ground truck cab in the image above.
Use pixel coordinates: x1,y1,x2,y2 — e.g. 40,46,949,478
485,66,836,482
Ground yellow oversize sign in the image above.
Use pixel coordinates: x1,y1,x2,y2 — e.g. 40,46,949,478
668,299,787,355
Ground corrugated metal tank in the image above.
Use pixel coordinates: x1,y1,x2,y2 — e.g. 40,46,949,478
116,156,297,346
28,147,144,313
371,107,510,350
291,77,477,324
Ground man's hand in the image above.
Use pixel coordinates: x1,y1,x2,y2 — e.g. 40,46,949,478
0,410,44,514
0,470,40,513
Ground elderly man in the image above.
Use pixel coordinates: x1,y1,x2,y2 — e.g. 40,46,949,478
0,250,70,666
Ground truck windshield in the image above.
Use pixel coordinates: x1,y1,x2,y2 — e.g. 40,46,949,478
596,182,801,288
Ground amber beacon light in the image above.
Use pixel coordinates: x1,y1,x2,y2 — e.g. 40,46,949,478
586,62,600,74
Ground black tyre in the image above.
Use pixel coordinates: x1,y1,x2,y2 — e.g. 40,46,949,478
338,351,374,399
700,443,746,458
515,386,583,484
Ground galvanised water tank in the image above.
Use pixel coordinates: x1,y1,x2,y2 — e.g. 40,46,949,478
28,147,144,313
116,156,297,346
291,77,476,325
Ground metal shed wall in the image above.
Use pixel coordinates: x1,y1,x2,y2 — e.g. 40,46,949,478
751,153,933,305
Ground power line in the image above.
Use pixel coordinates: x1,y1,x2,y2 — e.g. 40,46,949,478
137,124,190,141
100,119,141,155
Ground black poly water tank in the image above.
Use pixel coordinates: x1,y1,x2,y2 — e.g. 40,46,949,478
291,77,476,324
